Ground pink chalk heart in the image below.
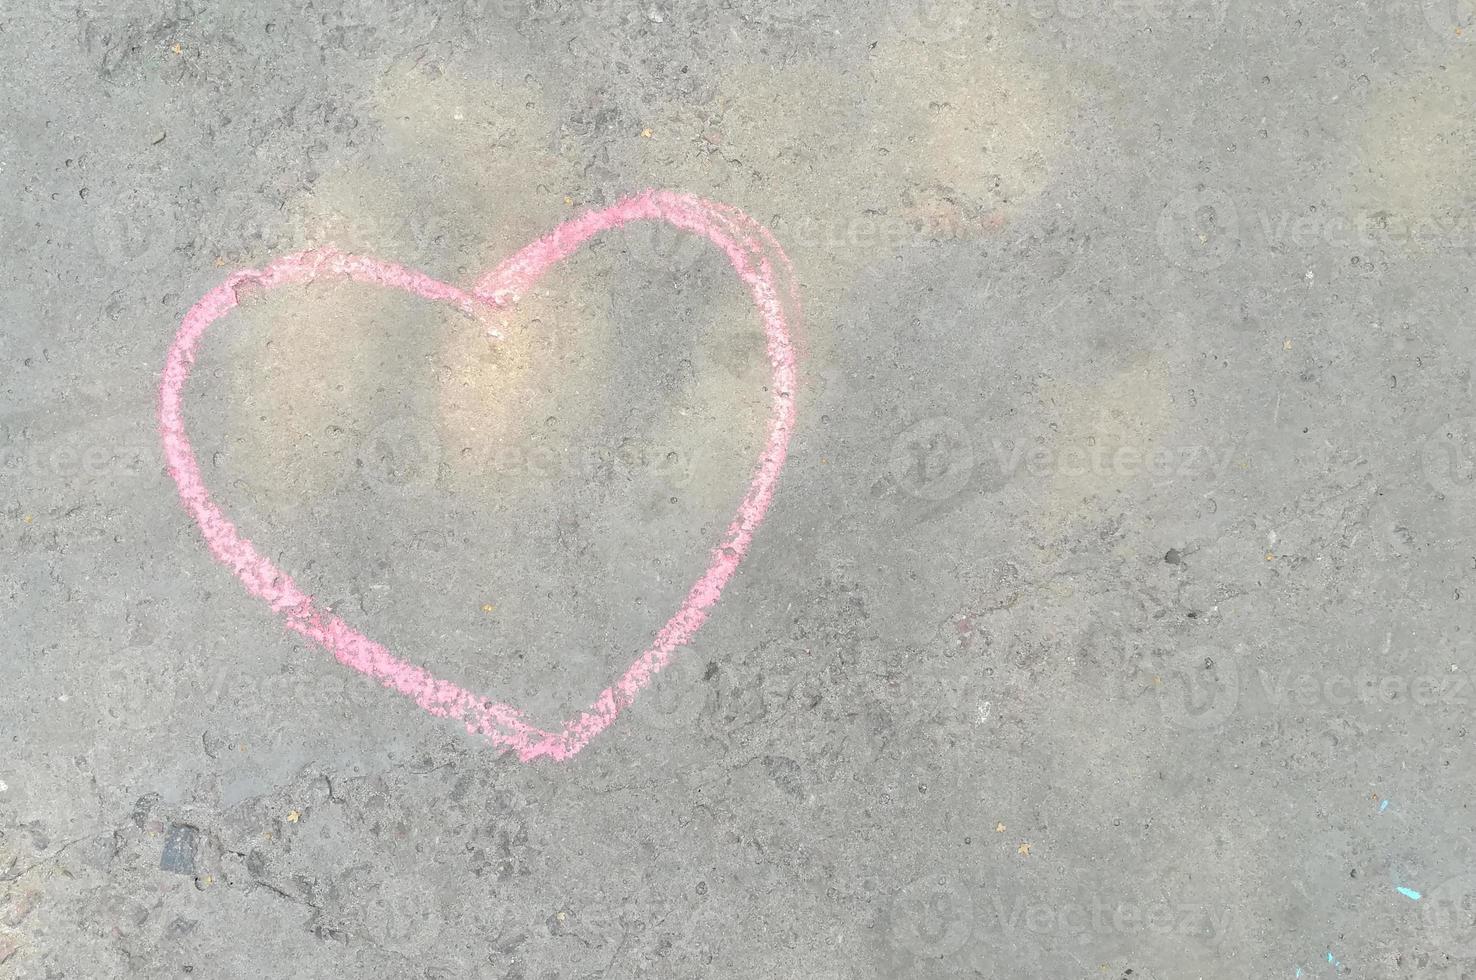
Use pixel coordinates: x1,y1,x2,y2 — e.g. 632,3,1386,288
158,190,799,762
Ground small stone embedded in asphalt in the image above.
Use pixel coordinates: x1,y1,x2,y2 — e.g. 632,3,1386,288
160,823,199,876
131,792,160,829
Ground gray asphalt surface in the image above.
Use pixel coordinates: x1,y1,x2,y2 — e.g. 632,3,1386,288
5,0,1476,976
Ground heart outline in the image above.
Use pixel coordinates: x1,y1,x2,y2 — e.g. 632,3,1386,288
158,190,799,762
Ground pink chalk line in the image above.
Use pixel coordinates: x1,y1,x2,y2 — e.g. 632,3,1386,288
157,190,800,762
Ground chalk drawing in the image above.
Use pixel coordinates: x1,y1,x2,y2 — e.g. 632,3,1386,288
158,190,800,762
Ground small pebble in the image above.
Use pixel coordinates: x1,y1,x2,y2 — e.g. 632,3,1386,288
160,823,199,876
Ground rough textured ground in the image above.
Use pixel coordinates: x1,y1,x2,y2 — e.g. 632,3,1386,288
5,0,1476,976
